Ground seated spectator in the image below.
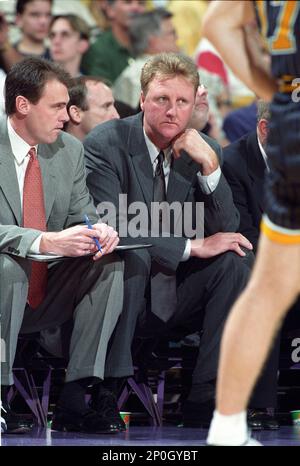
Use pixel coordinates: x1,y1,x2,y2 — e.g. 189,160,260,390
0,0,52,72
14,0,52,59
0,10,22,71
113,7,178,108
64,75,119,140
188,83,226,145
81,0,146,84
49,14,90,77
223,101,269,252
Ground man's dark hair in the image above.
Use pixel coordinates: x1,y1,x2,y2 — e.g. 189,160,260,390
67,75,110,112
129,8,173,57
16,0,53,15
50,14,90,41
5,57,71,116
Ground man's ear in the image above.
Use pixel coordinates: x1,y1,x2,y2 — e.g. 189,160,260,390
68,105,83,124
15,95,30,115
78,39,89,55
257,118,269,144
140,91,145,111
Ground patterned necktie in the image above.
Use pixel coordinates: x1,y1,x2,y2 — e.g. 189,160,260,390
23,147,47,309
151,150,177,322
153,150,166,203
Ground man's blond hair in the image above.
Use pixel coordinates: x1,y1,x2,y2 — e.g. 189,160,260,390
141,52,199,95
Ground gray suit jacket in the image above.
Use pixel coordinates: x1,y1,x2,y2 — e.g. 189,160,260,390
0,117,98,258
84,113,239,272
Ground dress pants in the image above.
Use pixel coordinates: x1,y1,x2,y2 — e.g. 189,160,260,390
104,250,251,385
0,253,123,385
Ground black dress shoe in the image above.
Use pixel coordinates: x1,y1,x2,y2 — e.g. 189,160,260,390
247,409,279,430
90,389,126,432
51,406,119,434
182,399,215,428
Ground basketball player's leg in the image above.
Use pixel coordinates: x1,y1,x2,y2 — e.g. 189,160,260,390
207,232,300,445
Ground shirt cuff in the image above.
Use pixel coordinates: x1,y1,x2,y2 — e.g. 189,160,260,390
181,239,191,261
29,234,43,253
197,166,221,194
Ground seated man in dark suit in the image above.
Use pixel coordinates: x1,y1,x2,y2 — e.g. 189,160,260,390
84,52,253,428
0,57,123,434
222,100,279,429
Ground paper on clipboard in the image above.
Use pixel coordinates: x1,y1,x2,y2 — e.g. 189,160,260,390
26,244,152,262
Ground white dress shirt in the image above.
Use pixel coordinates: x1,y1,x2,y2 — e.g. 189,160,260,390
257,131,269,171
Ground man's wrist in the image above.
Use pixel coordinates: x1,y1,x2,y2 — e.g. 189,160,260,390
40,232,56,254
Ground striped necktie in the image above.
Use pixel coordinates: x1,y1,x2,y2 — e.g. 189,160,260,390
151,150,177,322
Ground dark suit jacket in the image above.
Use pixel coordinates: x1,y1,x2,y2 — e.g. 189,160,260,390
84,112,239,271
223,131,266,252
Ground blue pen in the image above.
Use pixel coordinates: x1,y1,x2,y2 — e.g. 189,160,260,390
84,214,102,254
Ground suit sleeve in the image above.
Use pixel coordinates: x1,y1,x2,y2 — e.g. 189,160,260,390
222,158,259,251
199,134,240,234
64,145,98,228
84,130,186,271
0,225,42,258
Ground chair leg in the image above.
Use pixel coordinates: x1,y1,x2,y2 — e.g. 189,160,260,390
118,384,130,410
40,368,52,424
156,370,166,420
13,368,43,425
127,377,162,426
28,372,48,427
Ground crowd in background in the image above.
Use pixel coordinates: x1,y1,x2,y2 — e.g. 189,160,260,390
0,0,258,144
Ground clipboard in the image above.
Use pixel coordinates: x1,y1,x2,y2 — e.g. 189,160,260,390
26,244,152,262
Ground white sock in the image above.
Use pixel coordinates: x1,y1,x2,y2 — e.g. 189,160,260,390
207,410,248,446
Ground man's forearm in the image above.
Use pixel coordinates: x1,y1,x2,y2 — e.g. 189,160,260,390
202,0,277,100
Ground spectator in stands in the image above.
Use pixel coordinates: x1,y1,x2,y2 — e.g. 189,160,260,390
188,83,224,144
223,101,269,252
0,0,52,73
0,10,22,71
64,76,119,140
14,0,52,59
113,7,178,109
81,0,146,84
49,14,90,77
